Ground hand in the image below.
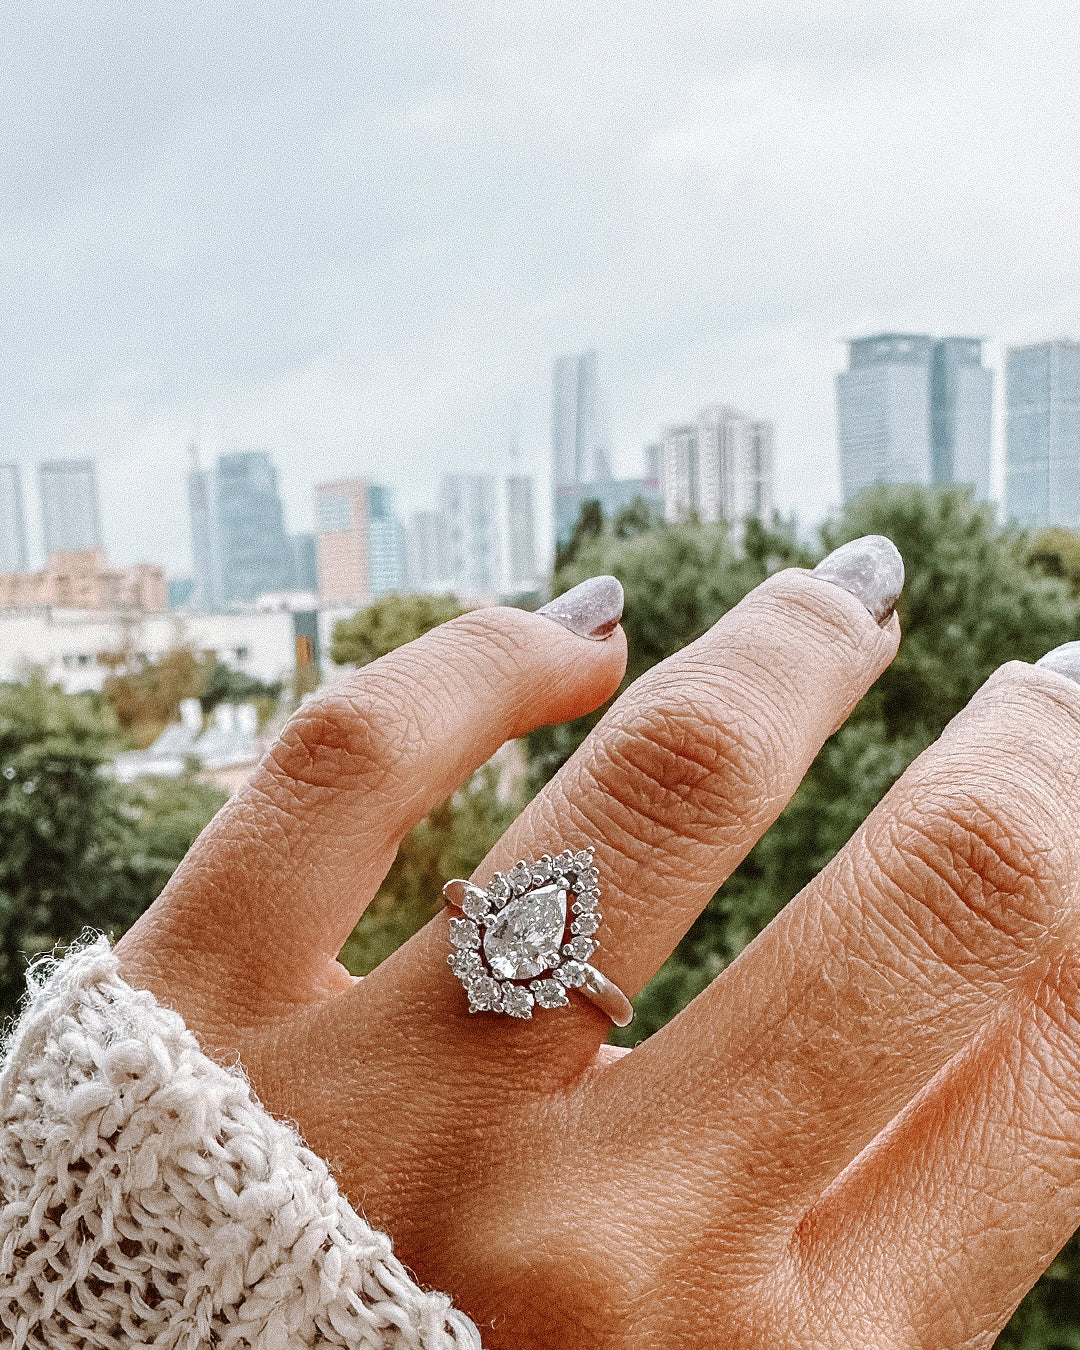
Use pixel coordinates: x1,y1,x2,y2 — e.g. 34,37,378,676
117,538,1080,1349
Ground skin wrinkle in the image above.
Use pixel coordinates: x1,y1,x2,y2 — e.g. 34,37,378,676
872,804,1056,969
107,575,1080,1345
786,957,1080,1348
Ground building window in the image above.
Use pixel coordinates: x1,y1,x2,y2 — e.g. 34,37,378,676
318,494,351,532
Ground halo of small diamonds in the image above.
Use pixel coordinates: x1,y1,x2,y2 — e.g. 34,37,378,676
445,848,602,1018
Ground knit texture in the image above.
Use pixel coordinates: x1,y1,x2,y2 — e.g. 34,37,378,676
0,938,482,1349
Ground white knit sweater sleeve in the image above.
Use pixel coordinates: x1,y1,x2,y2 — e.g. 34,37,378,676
0,938,482,1350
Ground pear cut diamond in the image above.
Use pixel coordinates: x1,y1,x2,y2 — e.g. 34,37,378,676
482,882,567,979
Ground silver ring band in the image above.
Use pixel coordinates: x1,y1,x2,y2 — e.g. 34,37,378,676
442,850,633,1027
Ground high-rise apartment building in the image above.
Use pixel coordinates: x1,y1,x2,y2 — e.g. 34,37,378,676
660,406,775,525
0,464,27,573
440,473,501,597
836,334,993,502
368,485,405,595
314,478,403,603
315,479,372,603
1005,340,1080,529
405,511,449,590
188,449,293,608
39,459,102,556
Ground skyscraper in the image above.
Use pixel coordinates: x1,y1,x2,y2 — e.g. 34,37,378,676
932,338,994,499
441,473,500,596
405,511,449,590
216,451,293,604
39,459,102,556
836,334,993,502
1005,340,1080,529
552,349,611,543
314,479,403,603
504,475,539,591
368,484,405,595
660,406,775,525
289,532,319,593
315,479,371,603
0,464,28,573
187,444,220,609
188,449,293,607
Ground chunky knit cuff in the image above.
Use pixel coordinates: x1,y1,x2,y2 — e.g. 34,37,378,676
0,938,482,1349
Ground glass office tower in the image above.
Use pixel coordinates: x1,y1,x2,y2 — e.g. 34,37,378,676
1005,341,1080,530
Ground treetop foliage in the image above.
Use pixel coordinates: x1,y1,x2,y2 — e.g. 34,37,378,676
0,677,226,1017
331,592,467,668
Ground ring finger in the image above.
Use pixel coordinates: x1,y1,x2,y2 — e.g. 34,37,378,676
364,533,904,1070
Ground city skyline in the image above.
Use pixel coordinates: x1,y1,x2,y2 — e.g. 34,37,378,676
4,3,1079,573
1,324,1077,592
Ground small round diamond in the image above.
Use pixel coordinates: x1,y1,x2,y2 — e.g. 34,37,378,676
573,890,600,914
462,891,492,922
501,985,534,1019
508,862,531,892
530,978,570,1009
553,850,574,874
570,913,600,937
530,856,554,883
488,873,510,902
573,849,594,869
466,975,502,1011
564,936,597,962
449,917,481,949
448,950,482,978
577,868,599,890
555,960,588,988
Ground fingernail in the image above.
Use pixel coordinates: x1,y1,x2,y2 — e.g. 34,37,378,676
811,535,905,626
1036,641,1080,685
538,575,624,640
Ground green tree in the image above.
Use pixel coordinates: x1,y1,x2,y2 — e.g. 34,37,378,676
100,647,210,747
198,661,282,713
1028,525,1080,597
528,511,811,791
339,762,521,975
331,593,466,668
538,489,1080,1347
0,678,226,1016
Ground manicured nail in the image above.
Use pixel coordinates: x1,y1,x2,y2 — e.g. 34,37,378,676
538,575,624,640
811,535,905,626
1036,641,1080,685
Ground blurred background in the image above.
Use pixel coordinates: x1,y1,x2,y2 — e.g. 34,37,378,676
2,3,1080,1343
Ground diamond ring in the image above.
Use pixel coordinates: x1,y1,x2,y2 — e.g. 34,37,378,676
443,848,633,1027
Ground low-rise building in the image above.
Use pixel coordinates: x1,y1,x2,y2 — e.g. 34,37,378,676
0,549,167,611
0,606,300,695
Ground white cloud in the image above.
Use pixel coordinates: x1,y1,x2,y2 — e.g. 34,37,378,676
3,0,1080,568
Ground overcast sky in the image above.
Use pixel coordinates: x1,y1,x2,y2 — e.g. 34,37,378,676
4,0,1080,570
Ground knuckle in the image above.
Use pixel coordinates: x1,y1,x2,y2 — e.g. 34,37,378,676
266,682,415,794
576,690,781,849
869,774,1063,969
758,568,887,658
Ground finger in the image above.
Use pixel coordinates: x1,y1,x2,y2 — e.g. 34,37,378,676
117,582,627,1006
365,536,902,1057
789,946,1080,1349
642,650,1080,1235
